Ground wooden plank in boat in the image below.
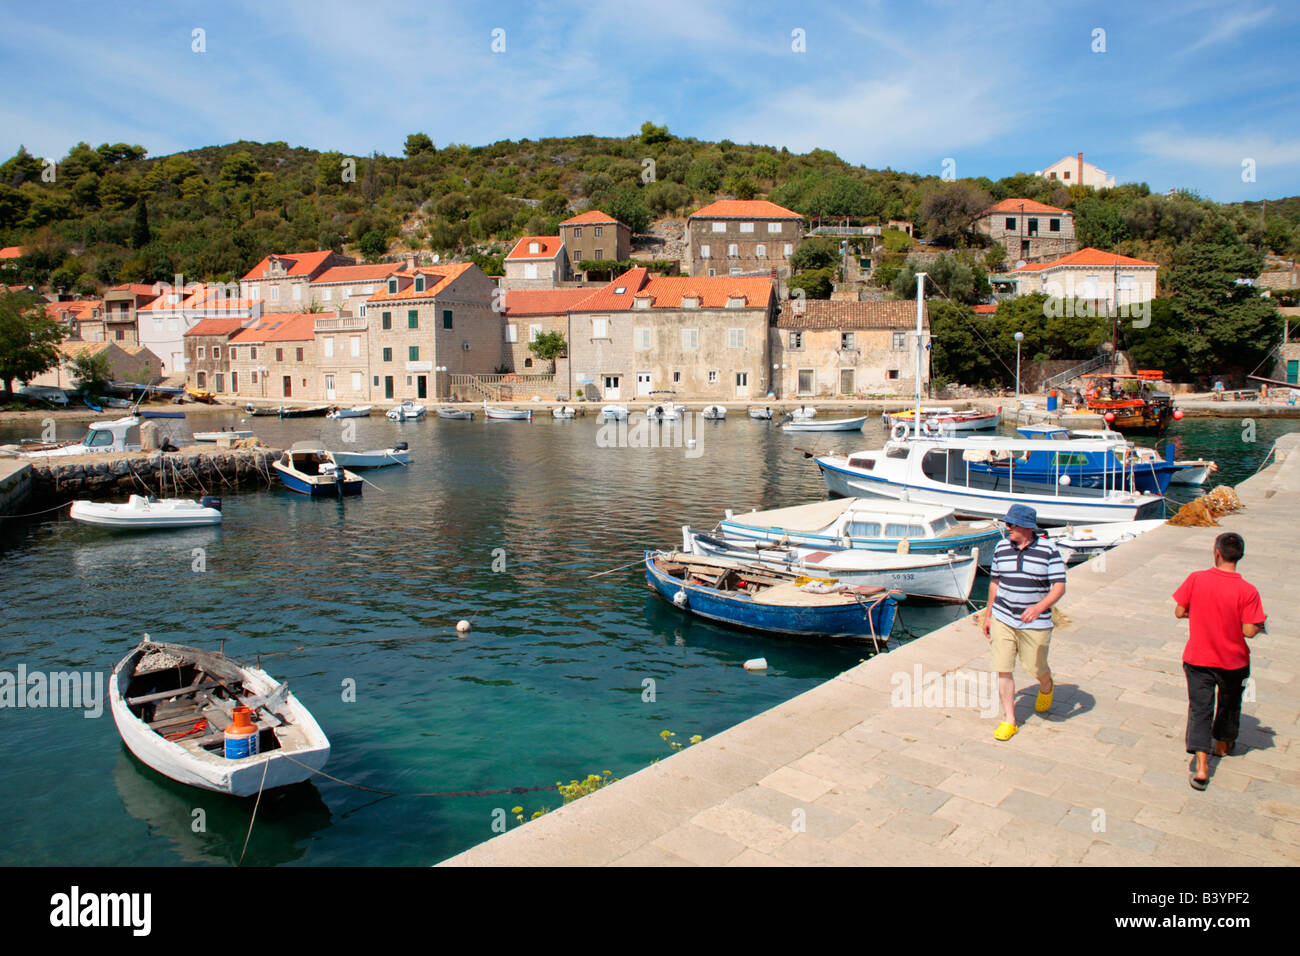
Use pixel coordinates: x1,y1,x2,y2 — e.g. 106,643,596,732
128,678,219,707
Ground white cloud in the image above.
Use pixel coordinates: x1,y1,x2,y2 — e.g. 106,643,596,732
1178,5,1275,56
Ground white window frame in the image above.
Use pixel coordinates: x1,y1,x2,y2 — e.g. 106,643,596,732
350,336,361,357
727,244,738,257
505,324,518,343
756,244,766,259
592,317,608,339
635,328,652,350
682,329,699,351
323,337,335,358
270,286,280,302
292,284,302,301
708,370,719,384
711,221,726,233
700,244,711,259
739,222,754,233
529,323,542,343
728,328,745,349
768,222,783,234
524,263,539,280
196,345,205,359
352,372,362,391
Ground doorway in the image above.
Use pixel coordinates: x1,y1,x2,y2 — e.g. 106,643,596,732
282,376,292,398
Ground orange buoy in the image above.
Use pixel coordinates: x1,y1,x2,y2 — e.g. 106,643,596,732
224,705,259,759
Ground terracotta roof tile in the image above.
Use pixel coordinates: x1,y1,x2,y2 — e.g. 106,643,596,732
185,318,249,337
365,262,474,303
500,288,595,317
559,210,621,226
984,198,1070,216
313,263,402,285
505,236,564,261
570,269,774,312
1010,247,1158,271
0,246,26,259
775,299,928,330
229,313,327,343
240,250,343,282
690,199,802,220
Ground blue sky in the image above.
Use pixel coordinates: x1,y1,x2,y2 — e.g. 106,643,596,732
2,0,1297,202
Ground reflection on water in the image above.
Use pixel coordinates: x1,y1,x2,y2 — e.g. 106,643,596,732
0,412,1294,865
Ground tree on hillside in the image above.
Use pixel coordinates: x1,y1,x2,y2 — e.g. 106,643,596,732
1163,216,1279,378
640,121,672,145
358,230,389,261
528,330,567,372
1,146,44,187
0,291,65,395
130,198,151,249
790,236,840,272
218,152,259,190
404,133,435,157
892,252,985,304
918,183,991,245
787,268,835,300
598,188,650,234
69,349,113,395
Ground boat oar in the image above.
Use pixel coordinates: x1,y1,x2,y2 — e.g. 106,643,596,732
354,472,387,493
384,451,408,467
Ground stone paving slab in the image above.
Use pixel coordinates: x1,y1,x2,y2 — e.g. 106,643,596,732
441,434,1300,866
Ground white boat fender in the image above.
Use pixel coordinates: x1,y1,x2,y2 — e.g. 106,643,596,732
199,496,222,511
672,590,688,608
456,619,471,632
1059,474,1071,485
743,658,768,671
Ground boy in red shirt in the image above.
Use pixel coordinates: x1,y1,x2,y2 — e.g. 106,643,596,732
1173,532,1267,791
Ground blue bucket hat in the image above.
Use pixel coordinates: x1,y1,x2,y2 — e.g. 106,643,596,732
1004,504,1040,531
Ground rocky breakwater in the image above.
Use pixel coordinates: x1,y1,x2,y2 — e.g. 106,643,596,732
27,442,282,508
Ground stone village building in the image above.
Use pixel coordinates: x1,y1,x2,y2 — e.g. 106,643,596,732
227,313,325,401
1035,152,1115,190
559,210,632,281
239,249,354,310
502,236,570,289
498,288,593,384
771,300,929,399
998,247,1159,313
567,268,777,402
685,199,805,279
976,198,1078,265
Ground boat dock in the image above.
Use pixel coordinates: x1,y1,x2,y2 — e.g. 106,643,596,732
442,433,1300,866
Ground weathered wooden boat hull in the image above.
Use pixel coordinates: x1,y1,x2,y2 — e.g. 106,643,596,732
645,552,897,640
110,641,329,797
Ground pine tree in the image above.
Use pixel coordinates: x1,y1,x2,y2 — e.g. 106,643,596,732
130,198,150,249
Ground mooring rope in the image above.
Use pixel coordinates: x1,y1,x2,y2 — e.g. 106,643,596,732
276,752,560,799
237,759,270,867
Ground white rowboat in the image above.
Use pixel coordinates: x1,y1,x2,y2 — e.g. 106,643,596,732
329,444,411,468
110,639,330,796
782,415,868,433
327,406,373,419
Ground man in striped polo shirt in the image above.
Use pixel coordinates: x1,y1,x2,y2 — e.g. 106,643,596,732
981,504,1066,741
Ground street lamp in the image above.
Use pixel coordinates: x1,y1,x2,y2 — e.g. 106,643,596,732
1014,332,1024,400
435,365,447,401
258,366,268,398
772,363,785,400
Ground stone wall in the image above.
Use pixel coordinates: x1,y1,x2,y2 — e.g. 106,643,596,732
25,448,281,508
0,460,33,516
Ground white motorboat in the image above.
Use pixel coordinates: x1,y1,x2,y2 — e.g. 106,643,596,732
272,442,363,496
386,402,426,421
782,415,868,433
600,405,630,421
69,494,223,529
815,435,1166,525
647,402,686,421
110,638,330,797
327,405,372,419
484,403,533,421
436,407,474,420
717,496,1004,568
552,405,577,419
748,406,774,420
3,416,143,458
682,526,978,605
1169,460,1216,485
192,428,253,442
702,405,728,420
884,406,1002,433
790,405,817,420
329,442,410,468
1045,519,1168,563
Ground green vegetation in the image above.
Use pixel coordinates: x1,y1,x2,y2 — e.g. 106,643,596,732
69,348,113,395
0,289,65,395
527,330,567,372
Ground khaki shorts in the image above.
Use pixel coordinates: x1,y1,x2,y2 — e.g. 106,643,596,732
990,617,1052,676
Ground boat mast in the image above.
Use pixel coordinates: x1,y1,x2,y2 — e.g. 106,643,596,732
914,271,926,439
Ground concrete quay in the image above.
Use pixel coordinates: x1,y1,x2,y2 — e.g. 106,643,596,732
443,433,1300,866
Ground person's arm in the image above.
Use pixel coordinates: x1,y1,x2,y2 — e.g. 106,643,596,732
983,578,998,636
1175,604,1188,619
1021,581,1066,624
1243,622,1261,638
1242,588,1265,639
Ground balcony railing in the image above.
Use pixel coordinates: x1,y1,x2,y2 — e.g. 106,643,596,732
313,316,368,332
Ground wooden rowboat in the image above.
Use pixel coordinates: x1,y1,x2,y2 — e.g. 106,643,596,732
109,638,330,796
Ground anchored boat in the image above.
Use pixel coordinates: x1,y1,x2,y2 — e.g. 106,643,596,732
701,405,728,420
645,550,899,643
109,638,330,796
272,442,363,496
329,443,410,468
483,403,533,421
782,415,869,433
436,407,474,420
386,401,426,421
69,495,223,530
326,405,372,419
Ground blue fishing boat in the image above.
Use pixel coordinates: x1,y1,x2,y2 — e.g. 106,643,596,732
645,550,899,642
272,442,363,497
993,425,1182,494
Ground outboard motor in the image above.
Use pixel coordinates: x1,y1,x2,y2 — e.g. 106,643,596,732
394,441,409,451
199,495,223,512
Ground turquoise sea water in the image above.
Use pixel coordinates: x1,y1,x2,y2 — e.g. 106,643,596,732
0,411,1293,865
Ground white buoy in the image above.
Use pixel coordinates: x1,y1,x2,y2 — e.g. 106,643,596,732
672,590,688,608
1059,474,1072,486
456,619,471,632
743,658,768,671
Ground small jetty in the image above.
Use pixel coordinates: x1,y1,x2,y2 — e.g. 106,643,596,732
442,433,1300,866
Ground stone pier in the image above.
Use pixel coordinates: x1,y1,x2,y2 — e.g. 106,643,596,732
443,433,1300,866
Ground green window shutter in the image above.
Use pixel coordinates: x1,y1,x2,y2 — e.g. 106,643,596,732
442,309,453,329
408,346,419,361
408,309,418,329
381,311,391,330
382,347,392,362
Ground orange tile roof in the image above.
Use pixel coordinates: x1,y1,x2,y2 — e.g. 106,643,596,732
229,312,328,343
46,300,100,319
984,198,1070,216
240,250,342,281
185,318,248,337
500,288,595,317
105,283,161,296
1007,260,1054,273
972,304,998,314
505,236,564,261
1048,247,1158,268
139,284,256,313
571,268,775,312
690,199,802,220
365,262,474,303
312,263,401,285
0,246,26,259
559,210,620,226
56,341,111,358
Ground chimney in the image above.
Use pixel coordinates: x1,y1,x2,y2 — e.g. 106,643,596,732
1077,152,1084,185
404,254,416,271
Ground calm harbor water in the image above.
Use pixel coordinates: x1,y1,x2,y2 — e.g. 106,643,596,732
0,410,1294,865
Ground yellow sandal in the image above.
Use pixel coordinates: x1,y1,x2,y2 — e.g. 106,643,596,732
1035,679,1054,713
994,721,1018,741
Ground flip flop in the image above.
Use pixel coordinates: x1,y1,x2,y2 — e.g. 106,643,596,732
1189,773,1209,791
